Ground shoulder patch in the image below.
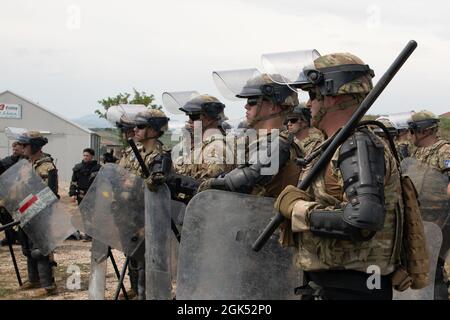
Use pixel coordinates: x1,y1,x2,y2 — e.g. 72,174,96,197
444,159,450,168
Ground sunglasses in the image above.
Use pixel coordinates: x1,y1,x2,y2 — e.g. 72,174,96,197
308,90,317,101
188,114,201,121
135,124,148,130
246,97,259,106
287,118,299,124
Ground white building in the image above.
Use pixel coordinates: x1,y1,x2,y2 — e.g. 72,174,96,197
0,90,100,183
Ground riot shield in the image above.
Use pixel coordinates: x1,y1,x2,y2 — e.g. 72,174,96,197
176,190,302,300
144,184,172,300
77,163,145,256
88,239,109,300
170,200,186,281
0,159,76,256
393,221,443,300
401,157,450,257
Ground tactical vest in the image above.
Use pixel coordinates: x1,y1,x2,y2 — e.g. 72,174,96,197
412,139,450,174
175,133,233,183
295,129,402,275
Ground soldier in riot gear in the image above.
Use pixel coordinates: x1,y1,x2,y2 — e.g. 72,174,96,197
373,116,412,161
272,52,421,299
165,93,235,186
161,92,234,204
408,110,450,299
198,71,302,197
16,131,58,296
122,108,172,300
409,110,449,186
0,141,25,246
285,104,324,159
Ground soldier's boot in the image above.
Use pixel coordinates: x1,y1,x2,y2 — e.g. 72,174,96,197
36,253,58,296
137,266,146,300
21,256,40,290
128,258,139,296
434,258,449,300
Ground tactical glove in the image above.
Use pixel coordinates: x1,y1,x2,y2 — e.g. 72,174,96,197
274,185,312,220
145,173,166,192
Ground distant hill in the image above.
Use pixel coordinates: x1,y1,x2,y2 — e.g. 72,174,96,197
72,114,113,129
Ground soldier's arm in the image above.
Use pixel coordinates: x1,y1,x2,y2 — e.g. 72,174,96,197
438,144,450,196
206,136,291,193
47,168,59,197
68,169,78,196
291,131,387,241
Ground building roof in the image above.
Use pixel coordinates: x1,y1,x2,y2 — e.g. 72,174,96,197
440,111,450,118
0,90,97,136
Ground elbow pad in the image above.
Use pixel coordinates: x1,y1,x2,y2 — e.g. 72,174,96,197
310,130,386,241
149,153,172,176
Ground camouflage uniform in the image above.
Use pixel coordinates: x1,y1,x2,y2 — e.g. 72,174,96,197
412,139,450,177
174,94,234,183
120,109,172,300
295,127,324,157
275,53,415,300
409,110,450,300
174,129,234,183
118,144,143,172
16,132,58,293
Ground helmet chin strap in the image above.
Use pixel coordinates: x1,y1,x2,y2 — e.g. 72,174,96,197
413,128,437,146
248,97,290,128
312,91,364,128
141,127,159,142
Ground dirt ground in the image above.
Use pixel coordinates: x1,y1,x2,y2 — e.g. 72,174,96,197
0,182,132,300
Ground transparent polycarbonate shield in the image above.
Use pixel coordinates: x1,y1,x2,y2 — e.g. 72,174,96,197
177,190,302,300
105,104,148,126
388,112,414,130
401,157,450,259
169,200,185,283
212,68,263,101
393,221,443,300
88,239,109,300
78,164,145,256
162,91,200,115
144,185,172,300
261,49,321,87
4,127,28,140
0,159,76,256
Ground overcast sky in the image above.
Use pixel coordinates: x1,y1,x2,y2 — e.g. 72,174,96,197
1,0,449,123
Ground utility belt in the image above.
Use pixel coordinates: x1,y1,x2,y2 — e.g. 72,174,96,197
296,270,393,300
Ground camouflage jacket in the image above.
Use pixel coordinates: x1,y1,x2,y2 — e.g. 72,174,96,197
290,127,403,275
295,127,325,158
412,138,450,177
174,129,234,183
118,144,143,172
33,153,59,197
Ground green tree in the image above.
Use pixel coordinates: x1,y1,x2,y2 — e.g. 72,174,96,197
95,88,161,119
95,88,164,149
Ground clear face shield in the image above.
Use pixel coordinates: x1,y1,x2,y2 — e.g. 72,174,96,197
162,91,200,116
105,104,148,127
4,127,28,140
212,68,264,101
388,112,414,133
261,49,321,94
